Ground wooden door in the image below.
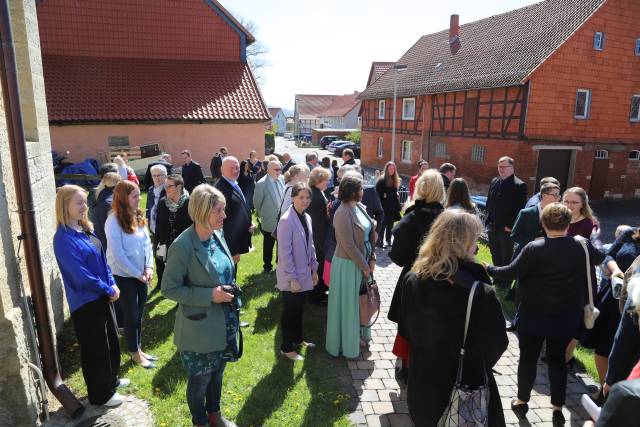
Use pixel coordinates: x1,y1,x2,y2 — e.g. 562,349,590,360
589,158,609,200
535,150,572,192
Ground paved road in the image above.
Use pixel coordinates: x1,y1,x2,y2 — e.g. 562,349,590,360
274,136,360,167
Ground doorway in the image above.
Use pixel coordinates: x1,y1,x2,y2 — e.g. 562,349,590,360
589,150,609,200
535,149,572,192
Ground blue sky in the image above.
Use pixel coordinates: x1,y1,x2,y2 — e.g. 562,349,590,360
230,0,540,111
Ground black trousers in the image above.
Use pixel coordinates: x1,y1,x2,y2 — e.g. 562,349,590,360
378,216,393,246
517,330,572,407
261,230,276,271
153,256,165,293
487,226,514,287
115,275,148,353
71,297,120,405
310,252,328,302
280,290,309,352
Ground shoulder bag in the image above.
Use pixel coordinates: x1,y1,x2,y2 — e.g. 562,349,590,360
575,236,600,329
438,281,489,427
359,273,381,327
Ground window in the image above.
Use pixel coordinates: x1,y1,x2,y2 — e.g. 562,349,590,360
402,98,415,120
594,32,605,51
629,150,640,161
377,137,384,158
463,98,479,129
108,136,129,147
575,89,591,119
378,100,385,119
630,95,640,122
636,39,640,56
594,149,609,159
471,145,485,163
435,142,447,158
401,140,412,162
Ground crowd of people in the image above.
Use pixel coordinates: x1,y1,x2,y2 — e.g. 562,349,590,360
52,147,639,427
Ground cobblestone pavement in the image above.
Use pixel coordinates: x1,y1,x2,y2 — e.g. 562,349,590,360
43,394,153,427
333,248,599,427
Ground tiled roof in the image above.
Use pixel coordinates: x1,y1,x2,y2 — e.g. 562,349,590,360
268,107,282,118
360,0,606,99
366,62,394,87
43,55,270,122
296,93,360,118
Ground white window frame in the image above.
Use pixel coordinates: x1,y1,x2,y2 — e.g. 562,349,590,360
378,100,385,119
402,98,416,120
594,31,605,51
594,149,609,160
629,150,640,161
471,145,485,163
575,89,591,120
377,137,384,158
401,140,413,163
435,142,447,158
630,95,640,122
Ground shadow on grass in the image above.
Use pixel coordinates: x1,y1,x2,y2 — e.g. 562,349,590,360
238,270,278,310
252,293,281,334
151,349,183,396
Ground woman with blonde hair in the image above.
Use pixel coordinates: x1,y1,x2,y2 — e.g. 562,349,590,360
375,161,401,247
563,187,597,238
53,185,126,407
90,171,121,249
388,170,445,380
390,209,508,425
105,181,154,368
280,163,310,216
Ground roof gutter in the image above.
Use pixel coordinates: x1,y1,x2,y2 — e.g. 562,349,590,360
0,2,84,419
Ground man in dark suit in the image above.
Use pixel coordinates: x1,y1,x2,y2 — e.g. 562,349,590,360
142,153,173,191
525,176,560,208
215,156,254,276
209,146,227,182
510,182,560,257
342,148,356,166
439,162,456,191
281,152,295,174
485,156,528,288
180,149,205,193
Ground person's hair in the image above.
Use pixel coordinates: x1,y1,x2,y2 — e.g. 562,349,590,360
412,169,445,204
119,152,129,162
412,210,483,281
220,146,228,154
239,159,250,175
338,172,363,202
95,172,121,199
417,159,428,169
249,150,257,158
111,180,146,233
381,161,400,188
614,225,631,239
305,152,317,162
541,202,572,231
265,154,279,163
308,167,331,188
166,174,184,188
99,162,118,178
160,153,171,161
291,181,311,198
439,163,457,174
188,184,225,228
181,149,191,157
343,148,354,159
498,156,514,165
321,156,331,168
445,178,475,212
150,164,167,176
562,187,594,219
283,164,310,184
540,176,560,187
633,228,640,243
55,185,93,232
113,155,125,167
540,182,560,196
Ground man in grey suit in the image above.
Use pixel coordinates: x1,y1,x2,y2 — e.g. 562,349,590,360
253,160,285,272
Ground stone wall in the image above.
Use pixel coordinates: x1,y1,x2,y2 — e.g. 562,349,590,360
0,0,66,426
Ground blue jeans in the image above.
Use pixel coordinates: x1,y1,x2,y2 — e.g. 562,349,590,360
114,275,148,352
186,362,226,425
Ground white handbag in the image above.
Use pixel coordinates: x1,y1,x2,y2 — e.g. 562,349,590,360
575,236,600,330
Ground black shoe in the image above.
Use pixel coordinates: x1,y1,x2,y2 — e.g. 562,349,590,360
510,400,528,419
506,321,517,332
552,409,565,426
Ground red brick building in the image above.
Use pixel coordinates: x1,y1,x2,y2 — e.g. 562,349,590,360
37,0,270,168
360,0,640,199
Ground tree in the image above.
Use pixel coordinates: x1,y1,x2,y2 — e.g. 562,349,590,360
346,130,361,144
235,15,270,85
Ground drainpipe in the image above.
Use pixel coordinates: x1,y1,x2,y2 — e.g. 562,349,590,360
0,1,84,419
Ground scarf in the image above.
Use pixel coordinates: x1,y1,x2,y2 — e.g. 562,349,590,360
165,191,188,213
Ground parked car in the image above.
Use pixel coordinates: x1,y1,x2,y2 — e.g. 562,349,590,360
284,132,293,139
327,141,350,153
335,143,360,157
319,135,339,149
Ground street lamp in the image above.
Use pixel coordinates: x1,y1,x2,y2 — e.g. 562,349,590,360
391,63,407,163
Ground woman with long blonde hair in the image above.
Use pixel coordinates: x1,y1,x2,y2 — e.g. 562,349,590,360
280,163,310,216
105,181,155,368
53,185,125,407
90,172,121,249
390,209,508,426
563,186,597,238
375,161,401,247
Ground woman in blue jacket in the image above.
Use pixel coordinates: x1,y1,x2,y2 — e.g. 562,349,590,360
53,185,125,407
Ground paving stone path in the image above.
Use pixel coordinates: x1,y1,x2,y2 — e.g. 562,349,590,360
333,248,599,427
44,394,153,427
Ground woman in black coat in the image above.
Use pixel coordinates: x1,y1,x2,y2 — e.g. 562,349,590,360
391,209,508,426
238,160,256,211
388,170,445,378
307,167,331,304
375,161,401,247
89,172,122,250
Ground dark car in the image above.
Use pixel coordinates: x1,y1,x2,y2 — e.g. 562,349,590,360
335,143,360,158
320,135,340,149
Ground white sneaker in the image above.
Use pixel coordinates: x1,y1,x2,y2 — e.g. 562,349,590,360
117,378,130,388
103,392,124,407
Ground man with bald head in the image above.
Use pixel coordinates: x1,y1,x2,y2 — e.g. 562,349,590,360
253,160,285,272
215,156,255,275
282,152,296,174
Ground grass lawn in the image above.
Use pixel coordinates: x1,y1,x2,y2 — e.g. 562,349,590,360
58,192,352,426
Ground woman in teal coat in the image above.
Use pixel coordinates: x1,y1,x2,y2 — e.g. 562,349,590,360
161,184,238,427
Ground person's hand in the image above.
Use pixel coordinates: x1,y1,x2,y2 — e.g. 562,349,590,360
290,279,302,293
603,382,611,397
504,226,512,232
143,268,154,285
591,226,601,239
212,286,234,303
362,266,371,277
582,421,595,427
249,223,257,234
312,272,319,287
481,262,490,271
109,285,120,302
369,260,376,274
232,254,241,264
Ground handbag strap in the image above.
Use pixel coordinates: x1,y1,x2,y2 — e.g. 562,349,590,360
575,236,594,307
455,281,479,384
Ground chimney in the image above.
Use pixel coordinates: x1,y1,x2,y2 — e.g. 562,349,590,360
449,14,461,55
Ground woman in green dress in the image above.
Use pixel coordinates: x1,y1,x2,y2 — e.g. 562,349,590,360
326,172,377,358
